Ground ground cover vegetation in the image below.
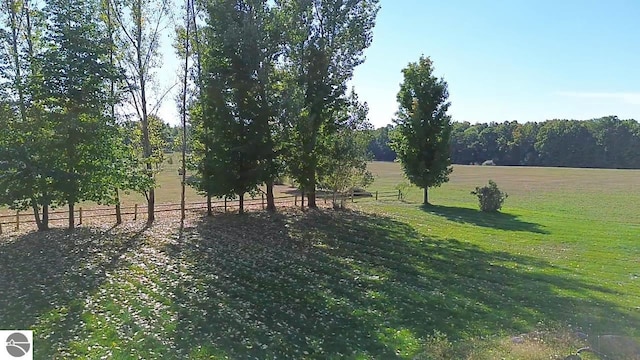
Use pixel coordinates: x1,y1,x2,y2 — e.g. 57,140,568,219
1,163,639,359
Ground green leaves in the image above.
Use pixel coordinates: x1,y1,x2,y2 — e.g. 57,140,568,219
471,180,508,212
191,0,283,211
317,91,374,206
392,56,453,204
0,0,154,229
281,0,379,206
37,0,127,212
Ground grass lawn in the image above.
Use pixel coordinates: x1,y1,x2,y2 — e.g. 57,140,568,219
1,162,639,359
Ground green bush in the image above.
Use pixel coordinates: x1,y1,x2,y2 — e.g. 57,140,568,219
471,180,508,212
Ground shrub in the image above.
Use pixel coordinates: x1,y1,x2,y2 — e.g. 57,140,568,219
414,331,454,359
394,181,413,200
471,180,508,212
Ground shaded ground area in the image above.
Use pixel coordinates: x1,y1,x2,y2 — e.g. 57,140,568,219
421,204,549,234
0,210,637,359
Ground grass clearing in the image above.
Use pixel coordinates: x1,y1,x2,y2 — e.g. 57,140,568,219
1,162,639,359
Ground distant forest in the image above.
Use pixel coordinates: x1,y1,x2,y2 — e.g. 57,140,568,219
367,116,640,169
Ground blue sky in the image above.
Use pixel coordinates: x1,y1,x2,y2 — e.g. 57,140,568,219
157,0,640,128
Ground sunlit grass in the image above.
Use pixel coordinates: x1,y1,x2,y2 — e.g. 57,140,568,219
1,162,639,359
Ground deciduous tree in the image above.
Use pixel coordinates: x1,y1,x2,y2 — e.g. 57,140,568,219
391,56,453,205
39,0,121,229
198,0,281,214
318,92,373,208
279,0,379,208
0,0,54,230
111,0,171,225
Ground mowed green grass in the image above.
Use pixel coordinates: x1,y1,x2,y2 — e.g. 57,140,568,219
361,163,640,340
0,162,639,359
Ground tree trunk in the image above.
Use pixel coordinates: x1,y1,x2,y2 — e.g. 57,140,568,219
109,7,121,227
180,163,186,221
308,188,317,208
147,191,154,225
8,5,27,123
136,0,154,226
42,204,49,230
266,181,275,211
115,188,122,224
423,187,429,205
307,174,317,208
68,202,75,230
31,201,42,231
180,3,189,222
207,194,212,216
239,193,244,215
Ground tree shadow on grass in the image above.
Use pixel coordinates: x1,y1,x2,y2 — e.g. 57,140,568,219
0,226,148,355
167,209,635,359
422,204,550,234
2,210,635,359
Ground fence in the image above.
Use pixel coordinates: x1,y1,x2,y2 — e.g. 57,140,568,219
0,190,405,234
373,190,403,201
0,194,297,234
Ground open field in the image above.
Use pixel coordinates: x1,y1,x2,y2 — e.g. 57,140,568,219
1,162,639,359
0,154,301,229
360,162,640,357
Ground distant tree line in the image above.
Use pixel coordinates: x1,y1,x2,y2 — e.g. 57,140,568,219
366,125,396,161
368,116,640,169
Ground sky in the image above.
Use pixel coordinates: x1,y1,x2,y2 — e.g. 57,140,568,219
155,0,640,128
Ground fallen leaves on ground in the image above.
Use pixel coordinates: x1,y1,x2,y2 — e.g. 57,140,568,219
0,208,630,359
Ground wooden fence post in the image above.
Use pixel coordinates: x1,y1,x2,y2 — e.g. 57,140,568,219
397,189,401,200
79,207,83,225
261,194,265,210
0,221,3,235
15,211,19,231
294,195,297,206
224,197,227,213
375,191,378,200
134,204,138,220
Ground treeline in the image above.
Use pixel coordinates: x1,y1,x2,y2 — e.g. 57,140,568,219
1,0,381,230
368,116,640,169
